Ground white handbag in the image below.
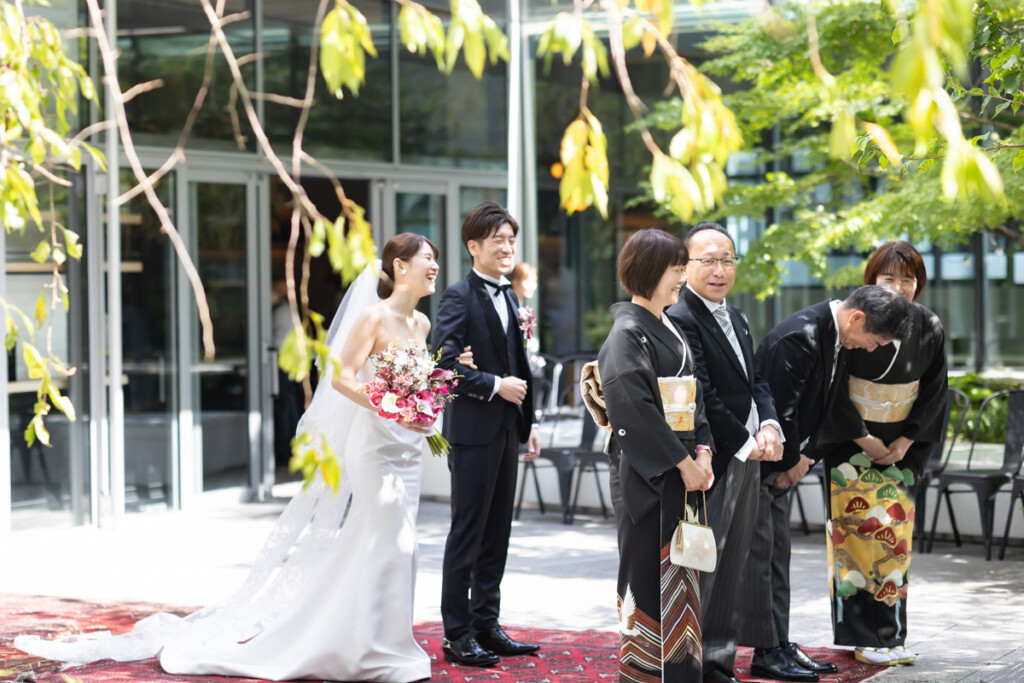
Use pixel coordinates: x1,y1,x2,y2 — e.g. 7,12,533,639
670,490,717,573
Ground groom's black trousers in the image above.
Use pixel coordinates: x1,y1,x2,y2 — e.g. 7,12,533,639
440,427,520,640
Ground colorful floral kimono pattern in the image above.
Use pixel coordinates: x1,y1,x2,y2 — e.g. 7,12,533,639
826,453,916,647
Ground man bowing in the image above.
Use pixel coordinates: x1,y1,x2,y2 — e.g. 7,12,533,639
741,285,910,681
434,201,541,668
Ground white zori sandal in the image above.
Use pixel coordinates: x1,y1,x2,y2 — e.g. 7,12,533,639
854,646,917,666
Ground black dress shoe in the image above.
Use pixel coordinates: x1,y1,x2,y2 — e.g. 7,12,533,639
750,646,819,682
441,634,500,667
704,668,741,683
782,641,840,674
476,626,541,656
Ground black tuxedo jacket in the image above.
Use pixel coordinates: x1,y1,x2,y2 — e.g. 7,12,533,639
433,271,534,446
754,300,848,474
666,289,778,482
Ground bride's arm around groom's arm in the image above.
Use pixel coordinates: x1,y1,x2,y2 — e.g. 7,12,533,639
433,283,496,402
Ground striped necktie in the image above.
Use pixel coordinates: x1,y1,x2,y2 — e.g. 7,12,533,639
713,305,747,378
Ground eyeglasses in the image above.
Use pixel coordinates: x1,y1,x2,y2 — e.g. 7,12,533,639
691,257,740,269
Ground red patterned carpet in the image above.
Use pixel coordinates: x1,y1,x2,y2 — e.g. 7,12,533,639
0,593,880,682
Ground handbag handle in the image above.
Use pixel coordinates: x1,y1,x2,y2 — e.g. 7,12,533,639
684,488,709,527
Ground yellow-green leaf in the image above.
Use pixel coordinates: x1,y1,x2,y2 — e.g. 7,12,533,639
34,291,47,327
30,240,51,264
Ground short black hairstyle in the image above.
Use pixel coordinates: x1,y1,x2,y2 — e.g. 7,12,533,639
683,221,735,250
843,284,912,341
461,201,520,247
864,241,927,300
617,228,688,299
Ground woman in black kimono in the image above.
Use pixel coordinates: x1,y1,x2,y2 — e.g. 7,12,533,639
819,241,947,667
598,228,714,683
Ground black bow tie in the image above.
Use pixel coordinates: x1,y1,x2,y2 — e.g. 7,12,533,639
482,279,510,296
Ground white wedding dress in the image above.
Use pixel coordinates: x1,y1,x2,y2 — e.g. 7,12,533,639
15,264,432,683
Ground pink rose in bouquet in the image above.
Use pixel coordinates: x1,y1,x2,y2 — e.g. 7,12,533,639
364,341,458,456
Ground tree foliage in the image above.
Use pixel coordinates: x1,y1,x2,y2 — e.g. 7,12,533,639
652,0,1024,296
1,0,100,445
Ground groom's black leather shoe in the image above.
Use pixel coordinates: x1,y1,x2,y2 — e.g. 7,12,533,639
704,668,742,683
782,641,840,674
477,626,541,656
442,635,500,667
750,647,819,682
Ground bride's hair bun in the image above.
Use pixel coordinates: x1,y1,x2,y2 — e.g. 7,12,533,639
377,269,394,299
377,233,440,299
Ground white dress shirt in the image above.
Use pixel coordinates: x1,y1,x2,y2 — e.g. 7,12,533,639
474,268,513,401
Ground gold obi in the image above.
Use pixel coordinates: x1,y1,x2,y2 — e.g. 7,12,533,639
848,377,919,423
658,375,697,432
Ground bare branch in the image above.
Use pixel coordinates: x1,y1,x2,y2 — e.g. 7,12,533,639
226,82,248,150
69,119,117,147
288,0,333,400
249,92,310,108
122,79,165,103
116,150,184,205
28,161,74,187
599,1,666,158
299,151,351,209
986,222,1024,250
85,0,217,361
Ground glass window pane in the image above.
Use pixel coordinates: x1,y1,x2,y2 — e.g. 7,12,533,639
192,182,250,489
120,169,177,511
991,240,1024,368
263,0,393,161
117,0,256,149
8,181,89,528
395,192,446,322
400,31,508,169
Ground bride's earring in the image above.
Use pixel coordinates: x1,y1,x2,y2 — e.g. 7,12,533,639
400,268,407,275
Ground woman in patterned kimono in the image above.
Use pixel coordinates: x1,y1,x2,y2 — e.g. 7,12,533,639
819,241,947,667
598,228,715,683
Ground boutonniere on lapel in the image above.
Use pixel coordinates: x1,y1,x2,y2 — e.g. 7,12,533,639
518,306,536,342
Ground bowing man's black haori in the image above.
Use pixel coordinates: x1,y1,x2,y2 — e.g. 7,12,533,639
818,303,947,648
599,302,712,683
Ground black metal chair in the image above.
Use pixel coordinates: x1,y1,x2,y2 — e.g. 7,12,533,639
927,389,1024,560
565,415,608,523
515,353,600,522
515,354,563,520
998,391,1024,560
916,388,970,552
998,459,1024,560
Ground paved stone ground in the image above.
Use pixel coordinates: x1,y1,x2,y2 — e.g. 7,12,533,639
3,485,1023,682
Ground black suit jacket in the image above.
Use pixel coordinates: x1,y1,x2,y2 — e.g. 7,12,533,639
433,271,534,446
666,288,778,482
754,300,848,473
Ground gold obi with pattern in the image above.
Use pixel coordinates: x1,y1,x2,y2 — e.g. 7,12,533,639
848,377,919,423
658,375,697,432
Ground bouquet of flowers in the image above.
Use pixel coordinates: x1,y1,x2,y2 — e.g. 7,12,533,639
364,341,458,456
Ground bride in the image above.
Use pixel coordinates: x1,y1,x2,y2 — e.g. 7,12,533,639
16,233,459,683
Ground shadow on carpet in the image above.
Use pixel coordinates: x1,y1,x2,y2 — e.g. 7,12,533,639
0,593,882,682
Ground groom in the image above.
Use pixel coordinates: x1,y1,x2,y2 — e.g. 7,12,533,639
434,201,541,667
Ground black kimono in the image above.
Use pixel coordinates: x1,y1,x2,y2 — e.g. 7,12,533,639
819,303,947,648
598,302,712,683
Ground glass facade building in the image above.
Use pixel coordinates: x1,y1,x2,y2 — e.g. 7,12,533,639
2,0,1021,531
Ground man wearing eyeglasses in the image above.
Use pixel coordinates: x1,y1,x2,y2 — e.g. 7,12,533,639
665,222,786,683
